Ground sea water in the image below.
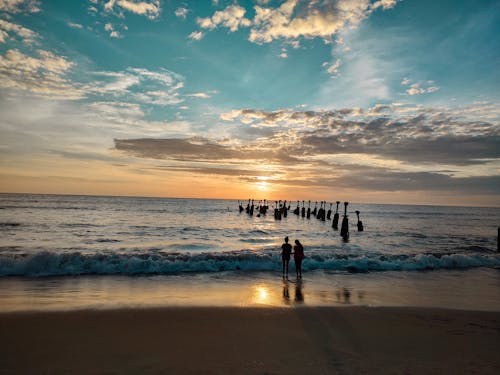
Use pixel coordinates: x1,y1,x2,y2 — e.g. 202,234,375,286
0,193,499,311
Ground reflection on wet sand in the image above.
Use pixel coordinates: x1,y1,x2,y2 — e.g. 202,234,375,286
282,280,305,305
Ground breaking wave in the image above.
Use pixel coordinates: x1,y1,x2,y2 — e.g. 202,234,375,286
0,250,499,277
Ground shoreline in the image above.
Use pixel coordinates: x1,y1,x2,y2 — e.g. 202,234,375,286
1,306,499,374
2,268,499,312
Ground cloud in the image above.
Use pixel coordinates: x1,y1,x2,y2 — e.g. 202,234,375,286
371,0,398,10
175,7,188,20
104,22,124,38
245,0,398,44
67,22,83,29
103,0,161,19
0,49,81,99
401,78,439,95
323,58,341,76
0,19,38,44
188,30,204,41
0,0,40,13
406,83,440,95
113,113,500,195
89,68,185,105
114,137,240,161
197,4,251,32
219,104,500,166
0,47,186,105
186,92,211,99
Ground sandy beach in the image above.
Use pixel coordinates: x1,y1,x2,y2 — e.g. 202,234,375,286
1,306,499,374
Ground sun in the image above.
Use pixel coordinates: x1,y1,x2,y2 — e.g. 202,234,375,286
255,176,270,191
256,181,268,190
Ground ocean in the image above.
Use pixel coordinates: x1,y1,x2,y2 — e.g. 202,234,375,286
1,193,499,311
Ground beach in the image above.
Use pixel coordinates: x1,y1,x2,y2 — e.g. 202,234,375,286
1,194,500,373
1,306,499,374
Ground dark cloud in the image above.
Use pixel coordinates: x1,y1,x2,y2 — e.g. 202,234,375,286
301,132,500,165
115,105,499,197
114,136,304,165
115,137,238,161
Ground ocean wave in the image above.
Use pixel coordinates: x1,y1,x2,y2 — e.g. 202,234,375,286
0,250,499,277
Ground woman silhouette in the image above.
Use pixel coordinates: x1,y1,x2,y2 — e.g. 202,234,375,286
293,239,304,279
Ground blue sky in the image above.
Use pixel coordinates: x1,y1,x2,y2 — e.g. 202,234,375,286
0,0,499,205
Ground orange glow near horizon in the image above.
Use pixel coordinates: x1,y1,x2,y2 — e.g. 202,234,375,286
1,159,499,207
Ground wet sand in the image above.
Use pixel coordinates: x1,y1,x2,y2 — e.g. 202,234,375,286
1,307,499,374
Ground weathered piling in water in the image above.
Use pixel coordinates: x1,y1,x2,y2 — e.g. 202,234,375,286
316,201,322,220
306,201,311,219
355,210,364,232
340,202,349,241
301,201,306,218
327,203,332,220
332,201,340,230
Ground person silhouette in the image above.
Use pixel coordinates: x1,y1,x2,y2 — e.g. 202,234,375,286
281,236,292,278
293,239,304,279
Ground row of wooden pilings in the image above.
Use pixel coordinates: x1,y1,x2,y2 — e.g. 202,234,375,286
239,199,364,241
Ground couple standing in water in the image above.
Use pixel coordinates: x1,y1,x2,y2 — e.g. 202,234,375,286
281,237,304,279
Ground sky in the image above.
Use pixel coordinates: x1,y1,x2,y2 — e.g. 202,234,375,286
0,0,499,206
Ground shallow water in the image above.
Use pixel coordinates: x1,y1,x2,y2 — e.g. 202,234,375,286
1,269,499,312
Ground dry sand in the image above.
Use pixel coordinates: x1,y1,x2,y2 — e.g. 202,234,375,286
1,307,499,374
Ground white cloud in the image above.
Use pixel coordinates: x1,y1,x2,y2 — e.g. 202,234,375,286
198,0,399,44
188,30,204,41
0,49,71,73
0,47,186,106
279,51,288,58
0,19,38,44
103,0,161,19
401,77,410,85
0,0,40,13
175,7,188,20
67,22,83,29
403,79,440,96
186,92,211,99
89,68,185,106
249,0,398,44
287,40,300,49
104,23,123,38
323,58,341,76
0,49,81,99
197,4,251,32
90,71,140,93
372,0,398,10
